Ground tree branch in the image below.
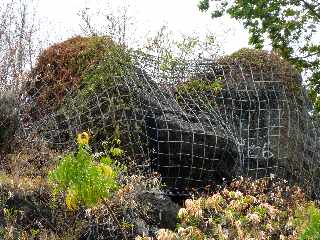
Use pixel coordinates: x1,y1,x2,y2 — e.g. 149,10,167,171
301,0,320,20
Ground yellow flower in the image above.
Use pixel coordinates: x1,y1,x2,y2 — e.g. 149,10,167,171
100,164,113,178
66,190,78,211
77,132,89,145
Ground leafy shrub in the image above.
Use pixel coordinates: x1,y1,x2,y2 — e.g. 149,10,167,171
295,203,320,240
218,48,297,73
175,79,222,111
176,79,223,95
48,132,125,209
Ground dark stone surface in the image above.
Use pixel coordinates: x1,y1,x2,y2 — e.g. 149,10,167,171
136,191,180,231
145,111,239,191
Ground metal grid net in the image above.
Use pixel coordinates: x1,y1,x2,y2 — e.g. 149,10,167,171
17,54,320,197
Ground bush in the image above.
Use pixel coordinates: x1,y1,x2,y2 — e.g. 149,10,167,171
295,203,320,240
26,36,132,119
175,78,223,112
48,132,125,209
218,48,298,74
217,48,302,94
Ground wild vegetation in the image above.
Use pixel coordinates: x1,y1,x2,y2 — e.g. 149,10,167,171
198,0,320,112
0,1,320,239
138,177,320,240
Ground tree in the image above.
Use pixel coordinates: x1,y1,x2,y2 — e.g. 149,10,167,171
142,25,221,82
0,0,39,93
198,0,320,111
78,4,136,47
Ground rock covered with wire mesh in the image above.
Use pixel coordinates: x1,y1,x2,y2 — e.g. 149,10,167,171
19,38,320,197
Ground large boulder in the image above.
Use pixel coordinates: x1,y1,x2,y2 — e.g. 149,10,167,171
23,36,132,121
140,75,240,191
178,48,320,197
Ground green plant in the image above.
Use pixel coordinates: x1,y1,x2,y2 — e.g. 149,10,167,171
48,132,125,210
31,228,40,238
59,36,133,113
177,79,222,95
175,79,222,110
218,48,299,76
28,36,133,119
295,203,320,240
217,48,302,94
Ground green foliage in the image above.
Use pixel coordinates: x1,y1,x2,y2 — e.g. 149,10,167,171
219,48,292,69
218,48,303,95
177,79,223,95
80,38,133,92
29,36,134,119
198,0,320,111
59,36,133,114
295,203,320,240
48,133,125,209
176,79,223,108
144,26,220,82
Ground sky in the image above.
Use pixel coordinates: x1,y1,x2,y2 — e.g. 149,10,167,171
36,0,250,54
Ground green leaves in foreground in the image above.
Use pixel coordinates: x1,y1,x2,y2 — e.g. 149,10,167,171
296,203,320,240
48,132,125,210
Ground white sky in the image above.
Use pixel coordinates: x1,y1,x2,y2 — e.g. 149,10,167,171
36,0,250,54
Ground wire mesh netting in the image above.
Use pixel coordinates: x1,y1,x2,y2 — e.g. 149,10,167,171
14,53,320,197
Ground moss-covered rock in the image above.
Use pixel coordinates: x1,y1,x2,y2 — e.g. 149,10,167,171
217,48,302,93
175,78,223,113
26,36,133,119
22,36,136,150
218,48,297,74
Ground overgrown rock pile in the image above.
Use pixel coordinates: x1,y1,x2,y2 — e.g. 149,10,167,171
1,37,320,239
17,38,320,197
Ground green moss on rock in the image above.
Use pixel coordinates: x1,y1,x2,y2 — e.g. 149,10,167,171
217,48,303,95
27,36,133,118
218,48,297,73
175,79,223,112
